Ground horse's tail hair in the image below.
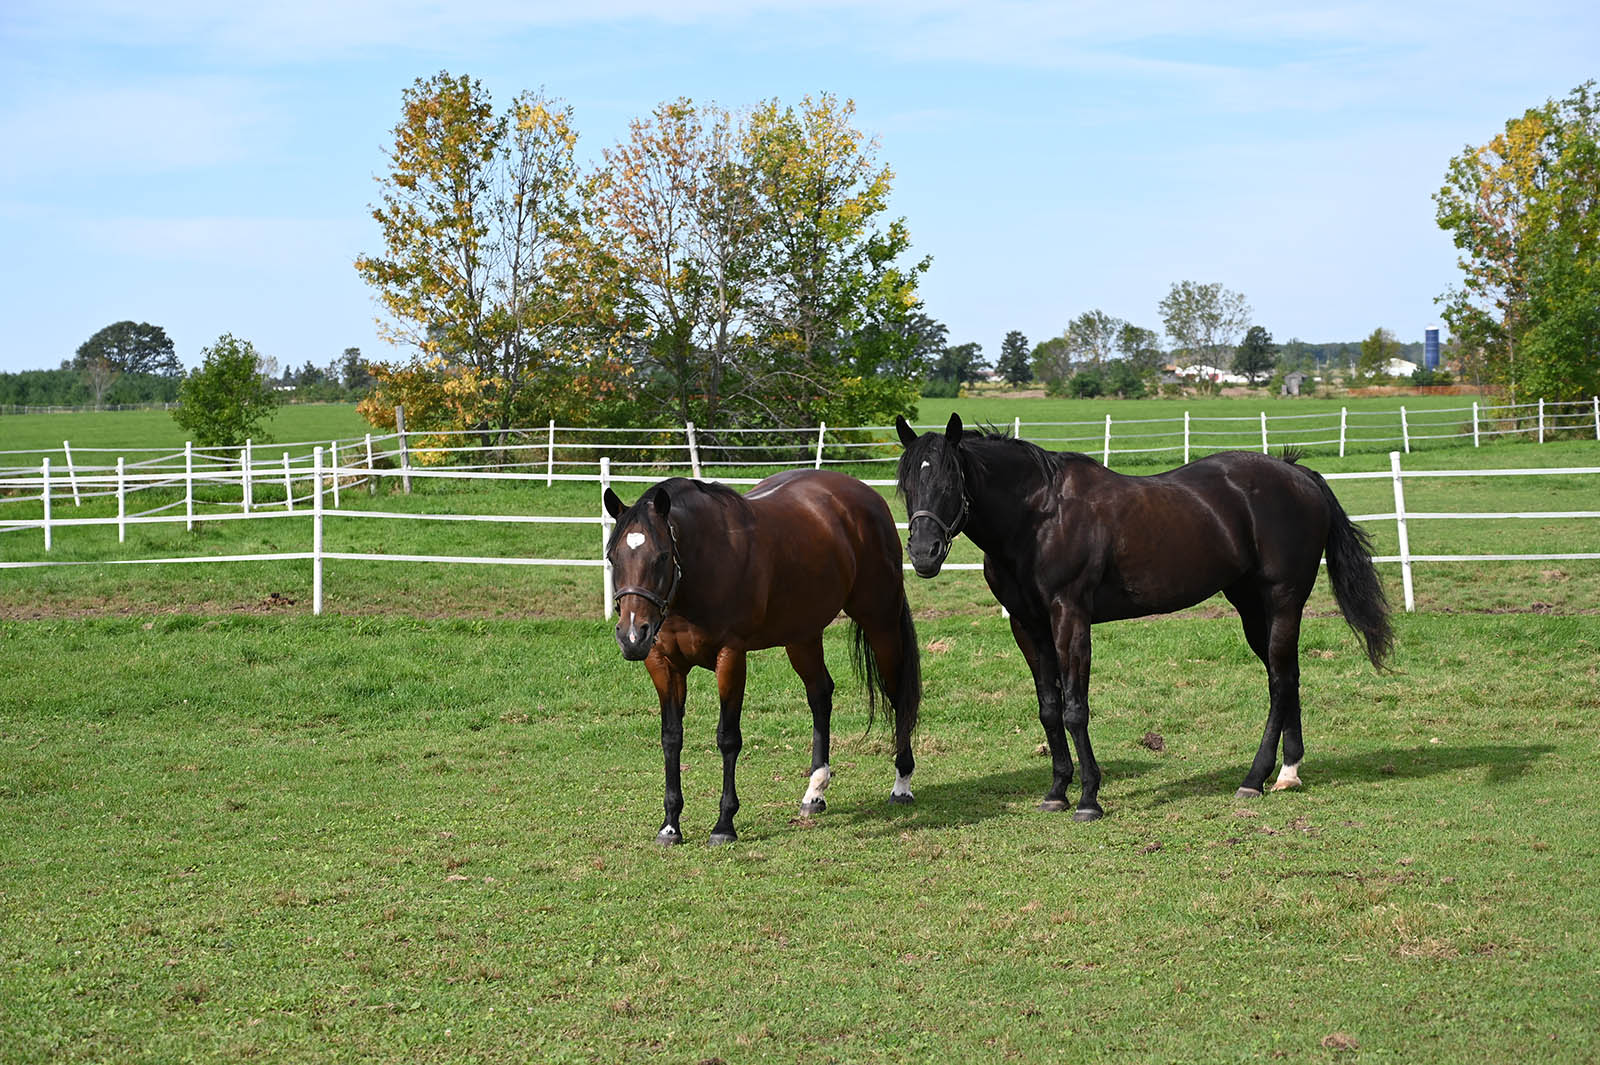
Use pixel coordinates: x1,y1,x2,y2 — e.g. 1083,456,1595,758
850,594,922,755
1304,465,1394,671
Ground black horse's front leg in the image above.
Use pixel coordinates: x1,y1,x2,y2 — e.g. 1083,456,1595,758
1009,614,1074,811
648,655,688,846
709,648,748,845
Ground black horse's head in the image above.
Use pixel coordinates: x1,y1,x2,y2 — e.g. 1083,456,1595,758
603,484,682,660
894,412,970,578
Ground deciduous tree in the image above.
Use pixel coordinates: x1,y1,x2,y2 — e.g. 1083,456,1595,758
74,321,182,378
1159,281,1251,365
172,335,280,448
1233,325,1277,385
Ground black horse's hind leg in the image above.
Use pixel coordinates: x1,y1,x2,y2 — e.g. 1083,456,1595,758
1227,582,1306,797
709,648,748,845
786,639,835,815
648,656,689,845
1051,605,1104,821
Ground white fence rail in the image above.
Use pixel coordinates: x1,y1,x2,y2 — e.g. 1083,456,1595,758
4,448,1598,618
4,397,1599,487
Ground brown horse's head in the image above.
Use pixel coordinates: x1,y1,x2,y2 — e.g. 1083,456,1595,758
894,412,969,578
603,485,681,660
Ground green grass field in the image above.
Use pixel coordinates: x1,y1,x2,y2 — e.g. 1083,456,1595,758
2,399,1598,1061
3,613,1598,1062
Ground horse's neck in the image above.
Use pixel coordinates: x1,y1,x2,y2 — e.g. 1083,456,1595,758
962,451,1058,554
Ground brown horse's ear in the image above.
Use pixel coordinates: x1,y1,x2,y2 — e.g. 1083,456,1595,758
946,411,964,446
895,415,917,449
603,487,626,519
650,486,672,517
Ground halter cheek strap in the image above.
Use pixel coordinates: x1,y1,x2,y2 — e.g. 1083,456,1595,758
611,520,684,617
908,457,971,551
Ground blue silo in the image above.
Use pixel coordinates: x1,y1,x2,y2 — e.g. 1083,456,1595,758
1424,325,1440,371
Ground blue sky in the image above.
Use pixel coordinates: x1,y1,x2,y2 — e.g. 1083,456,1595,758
1,1,1595,375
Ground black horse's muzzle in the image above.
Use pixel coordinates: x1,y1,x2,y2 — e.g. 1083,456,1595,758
907,507,963,578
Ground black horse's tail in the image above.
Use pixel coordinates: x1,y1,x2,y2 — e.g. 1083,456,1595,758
850,595,922,755
1299,463,1394,670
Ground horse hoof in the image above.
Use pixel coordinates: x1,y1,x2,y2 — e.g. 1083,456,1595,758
1038,799,1069,813
708,831,737,846
1073,806,1104,822
1235,787,1263,800
798,798,826,815
655,827,684,847
888,793,915,806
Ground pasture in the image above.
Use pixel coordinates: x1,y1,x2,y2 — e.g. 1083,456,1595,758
3,613,1598,1062
3,398,1598,1061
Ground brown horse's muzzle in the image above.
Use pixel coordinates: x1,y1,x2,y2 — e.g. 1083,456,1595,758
615,605,663,661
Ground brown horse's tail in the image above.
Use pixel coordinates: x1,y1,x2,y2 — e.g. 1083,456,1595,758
1300,464,1394,670
850,595,922,755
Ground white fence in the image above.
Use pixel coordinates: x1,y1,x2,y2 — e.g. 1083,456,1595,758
3,445,1598,618
3,397,1599,489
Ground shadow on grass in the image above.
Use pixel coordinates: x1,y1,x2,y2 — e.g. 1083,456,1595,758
1120,742,1556,808
833,757,1158,835
821,742,1554,835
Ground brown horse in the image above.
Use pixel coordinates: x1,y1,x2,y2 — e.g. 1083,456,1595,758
895,413,1392,820
603,470,921,846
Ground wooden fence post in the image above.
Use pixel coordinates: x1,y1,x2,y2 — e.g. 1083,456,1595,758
686,422,702,480
1390,451,1414,613
395,405,412,494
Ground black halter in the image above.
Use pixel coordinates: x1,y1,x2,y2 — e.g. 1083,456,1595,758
611,517,684,616
909,452,971,554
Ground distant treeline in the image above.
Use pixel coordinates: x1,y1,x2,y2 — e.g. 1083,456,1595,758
1286,340,1426,370
0,368,182,408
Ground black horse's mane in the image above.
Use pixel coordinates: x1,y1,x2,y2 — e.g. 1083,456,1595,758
897,424,1098,497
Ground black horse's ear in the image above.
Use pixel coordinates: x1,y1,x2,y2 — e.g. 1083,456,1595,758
650,486,672,517
946,411,964,445
603,487,626,519
895,415,917,449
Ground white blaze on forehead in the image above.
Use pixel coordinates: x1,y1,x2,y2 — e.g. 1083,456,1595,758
625,532,646,549
920,460,931,469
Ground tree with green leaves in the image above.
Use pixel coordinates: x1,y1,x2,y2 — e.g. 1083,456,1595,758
356,73,584,441
1065,310,1123,370
1159,281,1251,365
1233,325,1277,385
74,321,182,378
1115,323,1164,374
996,330,1031,385
926,341,987,395
1435,81,1600,401
1356,328,1398,382
172,335,280,448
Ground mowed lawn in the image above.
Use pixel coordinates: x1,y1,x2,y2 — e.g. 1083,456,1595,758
3,611,1598,1063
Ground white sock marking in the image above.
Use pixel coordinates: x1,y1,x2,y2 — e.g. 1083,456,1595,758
891,772,914,800
1271,762,1302,791
802,765,831,804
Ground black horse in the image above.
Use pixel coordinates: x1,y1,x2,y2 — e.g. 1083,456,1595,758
603,471,921,845
895,413,1391,820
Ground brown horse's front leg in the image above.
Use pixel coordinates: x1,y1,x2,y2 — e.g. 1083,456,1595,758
709,647,748,845
647,652,689,846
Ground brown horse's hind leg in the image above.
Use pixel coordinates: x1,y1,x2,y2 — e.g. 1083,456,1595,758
709,647,748,845
862,620,916,804
786,639,835,814
1227,581,1306,798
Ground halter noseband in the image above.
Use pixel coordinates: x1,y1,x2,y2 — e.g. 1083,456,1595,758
611,518,684,617
909,453,971,553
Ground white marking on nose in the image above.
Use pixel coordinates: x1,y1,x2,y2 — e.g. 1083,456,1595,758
802,764,832,804
625,532,645,549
